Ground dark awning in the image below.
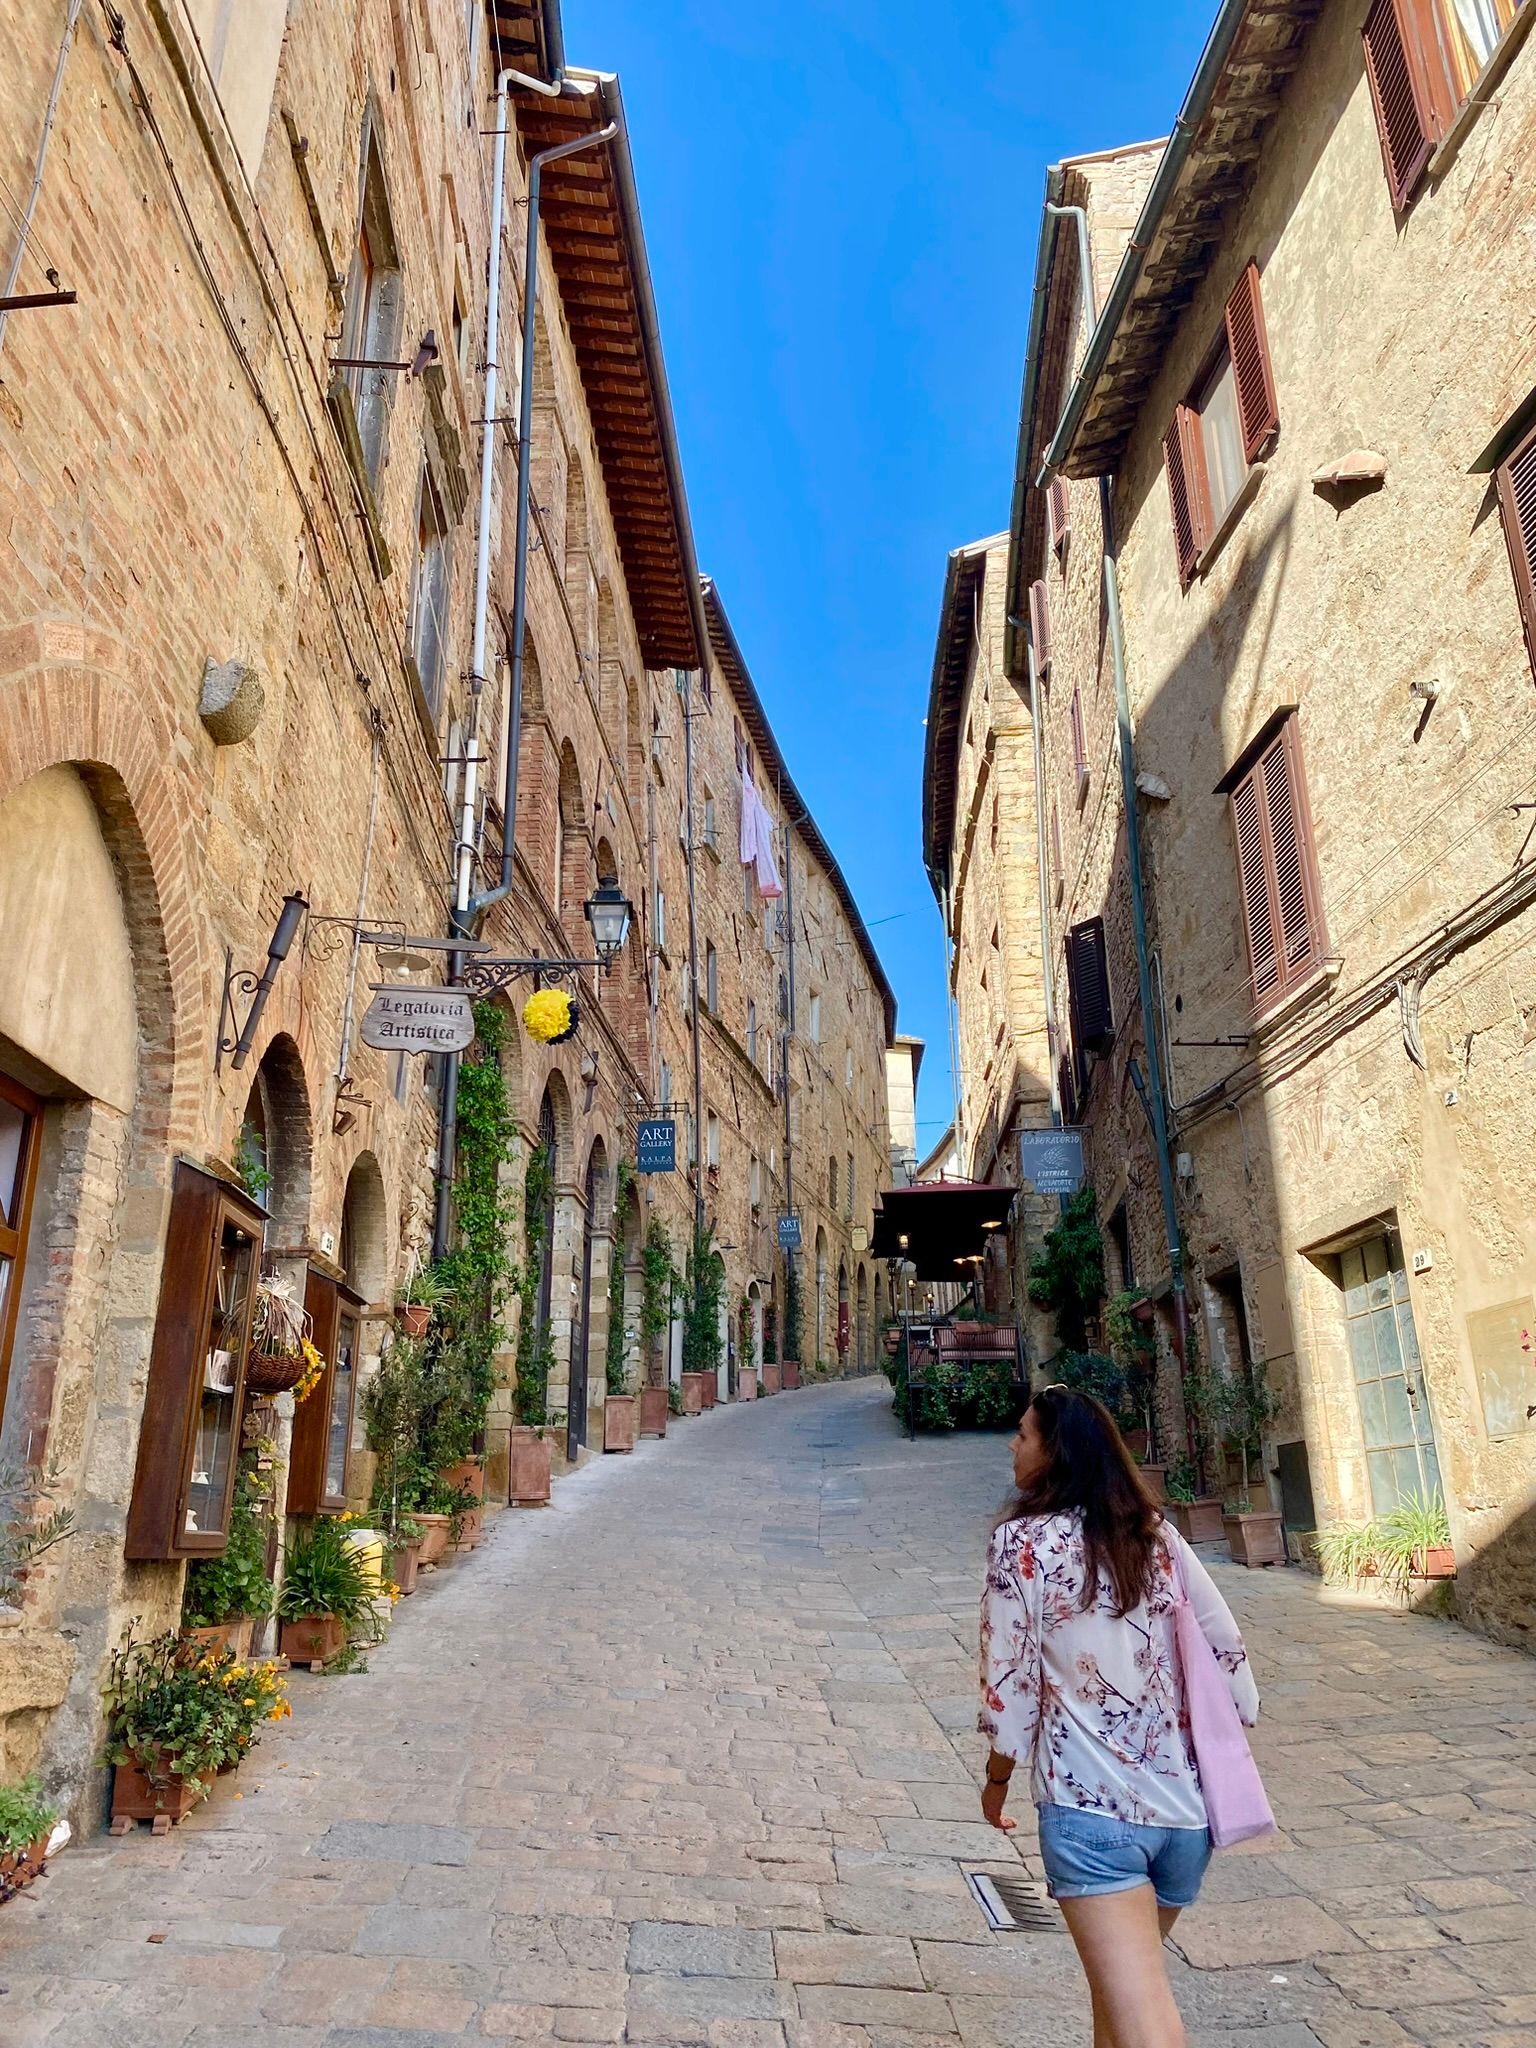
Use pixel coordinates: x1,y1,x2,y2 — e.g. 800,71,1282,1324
870,1180,1016,1282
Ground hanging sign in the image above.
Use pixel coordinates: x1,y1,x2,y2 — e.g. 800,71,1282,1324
360,986,475,1055
1019,1127,1085,1195
636,1118,677,1174
776,1213,803,1251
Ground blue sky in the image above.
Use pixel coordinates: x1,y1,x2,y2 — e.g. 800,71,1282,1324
565,0,1217,1154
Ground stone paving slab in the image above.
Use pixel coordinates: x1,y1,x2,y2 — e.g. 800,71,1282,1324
8,1378,1536,2046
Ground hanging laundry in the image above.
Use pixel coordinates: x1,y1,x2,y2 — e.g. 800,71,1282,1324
738,768,784,900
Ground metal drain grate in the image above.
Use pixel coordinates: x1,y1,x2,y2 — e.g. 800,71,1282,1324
964,1869,1058,1932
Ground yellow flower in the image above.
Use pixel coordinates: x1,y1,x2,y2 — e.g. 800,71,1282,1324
243,1697,257,1707
523,987,574,1044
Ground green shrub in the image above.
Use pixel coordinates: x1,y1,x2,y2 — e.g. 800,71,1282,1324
0,1775,56,1856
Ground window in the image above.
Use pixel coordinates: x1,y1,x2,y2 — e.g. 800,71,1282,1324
1029,576,1052,677
1496,415,1536,679
702,788,717,853
339,125,402,486
845,1047,854,1089
829,1156,839,1209
654,885,667,954
408,461,451,717
1065,918,1114,1061
705,943,719,1015
286,1274,362,1516
750,1154,762,1209
808,992,822,1044
846,1152,855,1222
1069,688,1089,803
659,1059,673,1108
747,1000,758,1062
1046,475,1071,559
707,1112,721,1171
681,959,692,1016
1221,712,1326,1011
1050,799,1064,907
0,1073,42,1422
1363,0,1527,211
1334,1231,1442,1513
763,900,775,953
1163,262,1279,586
452,283,469,374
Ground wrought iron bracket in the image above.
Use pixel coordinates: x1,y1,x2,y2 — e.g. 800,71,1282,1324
459,954,613,998
215,950,265,1074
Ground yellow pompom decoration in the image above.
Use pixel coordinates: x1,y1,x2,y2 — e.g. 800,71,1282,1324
523,987,574,1044
292,1334,326,1405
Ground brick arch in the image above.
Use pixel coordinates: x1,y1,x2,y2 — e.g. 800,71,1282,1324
0,661,203,1150
556,740,588,929
340,1150,390,1304
539,1068,575,1188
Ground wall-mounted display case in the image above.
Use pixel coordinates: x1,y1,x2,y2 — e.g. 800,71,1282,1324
126,1161,266,1559
286,1270,365,1516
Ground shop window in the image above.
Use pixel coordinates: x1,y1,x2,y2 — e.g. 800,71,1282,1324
0,1073,43,1425
126,1163,266,1559
287,1272,364,1516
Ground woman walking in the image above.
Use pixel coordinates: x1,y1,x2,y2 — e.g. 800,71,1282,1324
979,1386,1260,2048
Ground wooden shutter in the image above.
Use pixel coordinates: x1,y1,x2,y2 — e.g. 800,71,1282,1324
1066,918,1114,1051
1163,408,1203,588
1224,262,1279,463
1029,577,1052,673
1362,0,1437,214
1057,1052,1079,1126
1496,416,1536,679
1049,799,1064,903
1047,476,1071,554
1228,717,1324,1010
1069,687,1088,793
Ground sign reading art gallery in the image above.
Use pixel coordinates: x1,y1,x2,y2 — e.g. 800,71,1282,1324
635,1119,677,1174
776,1213,803,1251
360,987,476,1055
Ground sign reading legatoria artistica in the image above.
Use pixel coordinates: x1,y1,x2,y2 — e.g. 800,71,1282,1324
360,986,476,1055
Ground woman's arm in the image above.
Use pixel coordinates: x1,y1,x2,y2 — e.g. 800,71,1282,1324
979,1523,1041,1797
1171,1526,1261,1726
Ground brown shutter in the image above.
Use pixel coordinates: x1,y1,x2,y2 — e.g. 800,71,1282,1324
1069,687,1088,792
1163,408,1202,588
1224,262,1280,463
1049,798,1064,903
1066,918,1114,1050
1229,717,1324,1010
1496,416,1536,679
1362,0,1437,214
1048,476,1071,554
1057,1051,1079,1125
1029,576,1052,673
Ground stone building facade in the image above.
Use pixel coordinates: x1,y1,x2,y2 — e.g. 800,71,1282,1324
1009,0,1536,1641
921,534,1056,1352
0,0,894,1819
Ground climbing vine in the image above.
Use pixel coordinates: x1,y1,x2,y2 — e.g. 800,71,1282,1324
1027,1185,1105,1350
513,1141,553,1427
606,1162,636,1395
640,1218,676,1383
682,1222,725,1378
784,1259,804,1366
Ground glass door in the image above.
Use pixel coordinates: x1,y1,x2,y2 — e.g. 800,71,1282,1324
186,1214,257,1539
1341,1232,1442,1513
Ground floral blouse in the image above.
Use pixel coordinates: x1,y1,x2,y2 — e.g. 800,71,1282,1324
979,1511,1259,1828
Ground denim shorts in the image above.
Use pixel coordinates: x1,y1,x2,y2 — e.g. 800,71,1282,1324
1037,1802,1212,1908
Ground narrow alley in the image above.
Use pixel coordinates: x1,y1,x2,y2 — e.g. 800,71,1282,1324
6,1380,1533,2048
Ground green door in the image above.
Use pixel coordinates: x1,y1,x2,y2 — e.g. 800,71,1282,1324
1341,1233,1442,1514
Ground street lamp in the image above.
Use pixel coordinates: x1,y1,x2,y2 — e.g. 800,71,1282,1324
583,876,633,970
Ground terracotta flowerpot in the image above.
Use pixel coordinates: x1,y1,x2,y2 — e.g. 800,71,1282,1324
761,1363,782,1395
639,1385,669,1438
510,1425,552,1506
1123,1427,1150,1460
1223,1509,1286,1568
1138,1463,1168,1503
604,1394,638,1451
679,1372,707,1416
450,1507,483,1554
0,1831,51,1893
701,1375,717,1410
110,1755,205,1833
391,1541,421,1595
1167,1498,1226,1545
439,1458,485,1501
737,1368,758,1402
396,1303,433,1338
280,1613,348,1669
181,1619,249,1658
1416,1544,1456,1578
782,1360,802,1390
415,1512,451,1564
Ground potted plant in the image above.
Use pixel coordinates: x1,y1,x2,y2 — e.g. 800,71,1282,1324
0,1777,59,1903
1315,1520,1382,1585
761,1360,782,1395
678,1372,707,1416
681,1225,724,1408
395,1262,452,1340
181,1459,273,1654
245,1274,314,1397
782,1359,802,1390
736,1299,757,1401
103,1631,290,1832
386,1514,424,1595
1211,1365,1284,1567
1379,1492,1455,1583
277,1516,382,1670
1162,1458,1225,1545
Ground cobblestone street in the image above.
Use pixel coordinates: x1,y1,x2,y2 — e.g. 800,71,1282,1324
5,1378,1535,2048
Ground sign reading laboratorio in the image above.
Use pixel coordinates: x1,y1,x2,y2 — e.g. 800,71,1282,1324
635,1119,677,1175
776,1213,803,1251
360,987,476,1055
1018,1127,1086,1195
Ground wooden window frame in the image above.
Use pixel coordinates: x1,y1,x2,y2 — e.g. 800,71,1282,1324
1049,799,1065,907
1065,917,1115,1055
1362,0,1524,211
287,1273,366,1517
1164,262,1279,588
1495,414,1536,680
1220,711,1327,1015
0,1072,43,1427
1046,476,1072,559
1069,686,1089,805
1028,577,1052,677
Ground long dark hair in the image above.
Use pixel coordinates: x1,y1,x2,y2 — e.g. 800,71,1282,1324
998,1386,1163,1616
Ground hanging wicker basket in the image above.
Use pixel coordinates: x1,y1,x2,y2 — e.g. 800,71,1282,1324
245,1349,306,1396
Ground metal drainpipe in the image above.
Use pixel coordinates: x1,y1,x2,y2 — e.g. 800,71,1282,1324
1041,201,1188,1358
432,89,617,1261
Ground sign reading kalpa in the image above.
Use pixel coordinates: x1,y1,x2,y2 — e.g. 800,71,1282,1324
1019,1127,1086,1195
635,1119,677,1174
360,987,475,1055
